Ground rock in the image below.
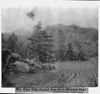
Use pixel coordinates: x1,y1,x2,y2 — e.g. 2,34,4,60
11,53,21,60
10,61,30,72
25,58,37,65
25,58,31,64
35,63,42,69
30,59,36,65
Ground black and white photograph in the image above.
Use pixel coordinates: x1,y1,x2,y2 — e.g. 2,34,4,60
1,0,98,93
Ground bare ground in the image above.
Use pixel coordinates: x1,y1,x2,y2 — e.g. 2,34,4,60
6,60,98,88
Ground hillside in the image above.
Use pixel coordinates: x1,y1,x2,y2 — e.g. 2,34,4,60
3,28,31,44
45,24,98,50
3,24,98,47
45,24,98,42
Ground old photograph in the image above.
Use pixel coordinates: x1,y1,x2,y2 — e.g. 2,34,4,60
1,0,98,91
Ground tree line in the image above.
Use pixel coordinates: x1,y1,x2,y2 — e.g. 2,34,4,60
2,21,98,63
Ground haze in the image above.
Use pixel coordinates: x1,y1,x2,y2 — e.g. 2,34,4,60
1,1,98,33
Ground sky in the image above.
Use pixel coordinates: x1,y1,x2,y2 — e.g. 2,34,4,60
1,0,98,33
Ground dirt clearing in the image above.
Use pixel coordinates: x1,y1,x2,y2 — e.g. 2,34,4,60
6,60,98,88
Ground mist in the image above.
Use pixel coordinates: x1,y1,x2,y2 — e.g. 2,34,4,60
1,6,98,33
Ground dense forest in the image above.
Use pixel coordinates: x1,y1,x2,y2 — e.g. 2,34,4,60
2,22,98,63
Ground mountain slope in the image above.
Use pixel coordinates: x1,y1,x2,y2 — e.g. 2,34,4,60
3,24,98,47
45,24,98,42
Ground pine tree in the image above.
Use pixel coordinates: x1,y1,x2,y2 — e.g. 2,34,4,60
78,50,85,60
6,32,18,53
25,43,31,59
58,28,66,61
2,33,6,49
28,21,54,63
17,42,25,58
66,43,74,61
24,45,28,58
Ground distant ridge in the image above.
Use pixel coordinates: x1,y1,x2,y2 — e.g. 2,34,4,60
3,24,98,46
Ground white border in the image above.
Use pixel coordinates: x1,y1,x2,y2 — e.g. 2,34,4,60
0,0,100,93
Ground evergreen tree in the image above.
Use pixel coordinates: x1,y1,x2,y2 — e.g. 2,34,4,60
28,21,54,63
58,28,66,61
78,50,86,60
26,43,32,59
66,43,74,61
17,42,25,58
2,33,6,49
6,32,18,53
24,45,28,58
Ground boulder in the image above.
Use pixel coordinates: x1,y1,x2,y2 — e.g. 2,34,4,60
35,64,42,69
10,61,30,72
25,58,32,65
11,53,21,61
30,59,36,65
